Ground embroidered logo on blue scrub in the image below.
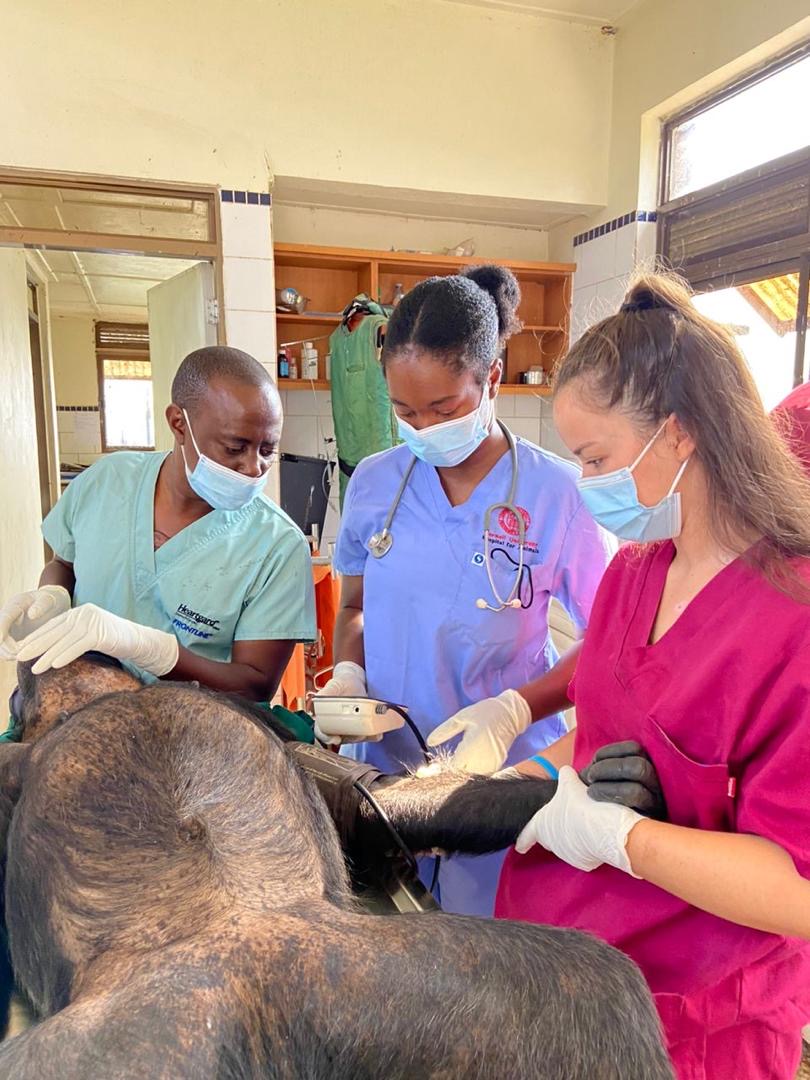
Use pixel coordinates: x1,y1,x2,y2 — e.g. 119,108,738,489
172,603,221,640
471,552,486,567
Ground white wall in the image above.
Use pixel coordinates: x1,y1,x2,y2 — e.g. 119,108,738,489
50,315,103,465
550,1,810,344
549,2,810,265
0,249,45,704
50,316,97,406
3,0,613,215
273,204,550,263
607,0,810,224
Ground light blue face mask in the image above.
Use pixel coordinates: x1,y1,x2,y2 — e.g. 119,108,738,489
576,420,691,542
396,388,493,467
181,410,268,511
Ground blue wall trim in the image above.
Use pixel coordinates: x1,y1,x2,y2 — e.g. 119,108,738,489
573,210,657,248
220,190,271,206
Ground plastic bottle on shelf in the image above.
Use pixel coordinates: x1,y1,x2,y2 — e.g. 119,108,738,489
288,353,299,380
278,347,289,379
392,283,405,307
302,342,319,380
325,352,331,381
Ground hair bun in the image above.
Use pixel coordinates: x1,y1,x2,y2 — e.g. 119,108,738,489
620,275,693,317
462,264,522,338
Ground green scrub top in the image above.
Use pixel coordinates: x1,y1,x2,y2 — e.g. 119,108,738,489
43,451,316,682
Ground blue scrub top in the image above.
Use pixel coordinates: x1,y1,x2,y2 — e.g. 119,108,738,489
43,451,316,682
334,435,614,914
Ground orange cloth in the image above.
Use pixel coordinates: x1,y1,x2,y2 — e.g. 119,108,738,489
280,644,306,711
313,563,341,674
278,562,341,709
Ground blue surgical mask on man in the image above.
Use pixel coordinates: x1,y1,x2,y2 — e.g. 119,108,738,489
181,410,268,511
576,420,690,542
397,387,493,468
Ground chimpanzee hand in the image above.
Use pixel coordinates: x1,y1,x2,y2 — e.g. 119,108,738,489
579,741,667,821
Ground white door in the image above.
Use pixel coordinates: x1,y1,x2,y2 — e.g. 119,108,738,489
0,248,47,705
147,263,217,452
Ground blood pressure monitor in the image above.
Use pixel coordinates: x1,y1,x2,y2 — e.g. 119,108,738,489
310,696,408,739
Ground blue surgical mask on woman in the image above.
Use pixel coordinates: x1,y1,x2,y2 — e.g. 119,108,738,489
576,420,691,542
181,410,268,511
397,387,493,468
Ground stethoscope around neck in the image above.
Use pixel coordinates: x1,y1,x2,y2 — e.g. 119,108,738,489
368,420,526,613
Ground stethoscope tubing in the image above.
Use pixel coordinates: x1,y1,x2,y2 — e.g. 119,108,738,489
368,421,527,613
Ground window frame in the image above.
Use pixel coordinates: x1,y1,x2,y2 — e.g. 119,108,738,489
95,322,155,453
657,42,810,388
659,39,810,207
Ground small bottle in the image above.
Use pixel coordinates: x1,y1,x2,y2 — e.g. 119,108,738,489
392,283,405,307
325,352,332,381
303,342,319,380
278,347,289,379
288,353,298,380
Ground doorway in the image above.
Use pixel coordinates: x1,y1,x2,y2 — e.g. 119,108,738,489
0,169,223,491
36,249,217,477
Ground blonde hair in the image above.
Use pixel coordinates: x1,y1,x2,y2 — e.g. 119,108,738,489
555,270,810,595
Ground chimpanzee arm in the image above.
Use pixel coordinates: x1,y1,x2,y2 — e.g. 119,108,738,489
357,767,557,859
290,741,665,868
357,741,666,862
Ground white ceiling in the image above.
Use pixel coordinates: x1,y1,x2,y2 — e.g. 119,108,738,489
28,248,201,319
440,0,641,23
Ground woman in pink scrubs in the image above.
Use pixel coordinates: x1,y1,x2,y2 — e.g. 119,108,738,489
495,272,810,1079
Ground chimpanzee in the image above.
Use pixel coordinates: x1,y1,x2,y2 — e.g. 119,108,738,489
0,657,673,1079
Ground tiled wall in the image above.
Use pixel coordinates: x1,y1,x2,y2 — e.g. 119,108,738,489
219,189,280,499
495,393,572,461
570,210,658,342
276,388,335,461
220,190,277,372
56,405,102,466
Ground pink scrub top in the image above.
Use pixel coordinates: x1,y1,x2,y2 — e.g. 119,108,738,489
773,381,810,478
496,541,810,1075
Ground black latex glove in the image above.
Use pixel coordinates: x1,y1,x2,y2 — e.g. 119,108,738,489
580,741,667,820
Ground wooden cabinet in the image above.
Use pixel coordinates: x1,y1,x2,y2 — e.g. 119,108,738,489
274,243,574,396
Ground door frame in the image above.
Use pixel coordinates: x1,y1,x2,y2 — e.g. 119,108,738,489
24,262,60,519
0,166,225,345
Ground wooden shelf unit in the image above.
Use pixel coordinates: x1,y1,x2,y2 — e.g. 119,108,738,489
273,243,574,394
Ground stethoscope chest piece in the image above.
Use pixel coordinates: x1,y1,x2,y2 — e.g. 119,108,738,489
369,529,393,559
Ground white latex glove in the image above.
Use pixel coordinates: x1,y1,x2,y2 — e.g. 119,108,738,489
315,660,368,698
0,586,71,661
312,661,378,745
16,604,179,677
426,689,532,773
516,766,642,876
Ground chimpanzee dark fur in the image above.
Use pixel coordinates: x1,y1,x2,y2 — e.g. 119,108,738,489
0,659,673,1078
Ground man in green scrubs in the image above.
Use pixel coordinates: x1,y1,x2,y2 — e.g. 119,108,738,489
2,346,315,704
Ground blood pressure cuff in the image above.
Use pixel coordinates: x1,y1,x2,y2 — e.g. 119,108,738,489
289,742,383,848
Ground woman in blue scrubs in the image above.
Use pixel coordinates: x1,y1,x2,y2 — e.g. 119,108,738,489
326,266,613,914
